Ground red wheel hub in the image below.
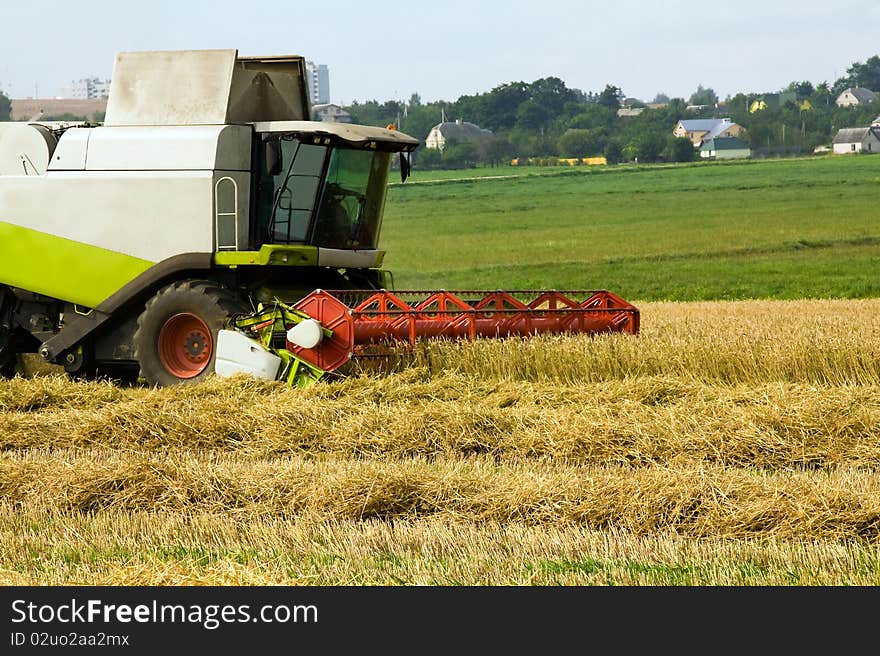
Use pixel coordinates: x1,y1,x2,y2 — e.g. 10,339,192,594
158,313,213,379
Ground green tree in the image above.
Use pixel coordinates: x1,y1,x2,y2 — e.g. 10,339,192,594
528,77,579,117
664,136,695,162
479,135,515,167
0,88,10,121
624,132,665,162
603,139,623,164
413,146,442,170
515,99,549,130
567,104,616,130
597,84,623,110
785,80,815,97
688,84,718,106
844,55,880,92
811,82,833,108
454,81,529,131
441,141,479,169
557,128,605,157
346,99,401,127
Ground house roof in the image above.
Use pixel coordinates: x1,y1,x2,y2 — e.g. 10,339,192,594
701,137,749,151
431,120,493,141
703,121,739,141
677,118,732,132
832,127,880,144
839,87,877,103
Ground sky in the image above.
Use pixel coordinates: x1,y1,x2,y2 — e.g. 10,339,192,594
2,0,879,105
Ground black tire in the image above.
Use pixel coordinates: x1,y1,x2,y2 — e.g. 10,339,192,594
133,279,248,387
0,286,16,378
0,327,17,378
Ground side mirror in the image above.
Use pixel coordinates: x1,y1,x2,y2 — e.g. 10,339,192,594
265,140,283,176
399,151,411,183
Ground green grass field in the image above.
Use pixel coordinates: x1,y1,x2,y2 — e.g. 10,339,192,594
382,156,880,300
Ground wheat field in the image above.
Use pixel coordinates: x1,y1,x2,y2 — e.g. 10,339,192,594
3,299,880,585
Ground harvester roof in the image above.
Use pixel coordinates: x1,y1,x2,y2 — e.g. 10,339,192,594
255,120,419,151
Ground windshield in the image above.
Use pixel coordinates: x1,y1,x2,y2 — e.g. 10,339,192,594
258,138,392,250
262,138,327,244
312,148,391,250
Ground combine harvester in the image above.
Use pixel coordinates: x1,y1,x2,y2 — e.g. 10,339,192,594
0,49,639,387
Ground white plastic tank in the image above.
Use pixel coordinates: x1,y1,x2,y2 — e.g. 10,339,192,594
0,123,58,175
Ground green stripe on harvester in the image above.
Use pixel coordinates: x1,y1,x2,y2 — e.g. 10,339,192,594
0,221,154,308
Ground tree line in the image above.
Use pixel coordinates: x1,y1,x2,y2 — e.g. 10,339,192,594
345,55,880,168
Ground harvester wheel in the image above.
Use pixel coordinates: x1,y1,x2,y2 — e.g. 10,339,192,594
133,280,248,387
0,328,17,378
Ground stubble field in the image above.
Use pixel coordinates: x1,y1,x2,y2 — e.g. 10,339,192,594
3,298,880,585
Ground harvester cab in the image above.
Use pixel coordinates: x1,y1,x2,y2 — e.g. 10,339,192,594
0,48,638,388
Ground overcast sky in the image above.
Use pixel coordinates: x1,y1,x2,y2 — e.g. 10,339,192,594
2,0,878,105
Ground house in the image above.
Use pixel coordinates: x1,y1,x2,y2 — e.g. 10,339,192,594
617,107,644,118
312,103,352,123
749,92,812,113
673,118,743,146
700,136,751,160
835,87,877,107
425,119,492,151
832,127,880,154
872,115,880,127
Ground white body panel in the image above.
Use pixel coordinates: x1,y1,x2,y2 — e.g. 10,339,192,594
215,330,281,381
50,128,91,170
0,125,254,262
0,171,216,261
81,125,251,171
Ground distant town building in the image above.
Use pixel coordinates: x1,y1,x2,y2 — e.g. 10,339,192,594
832,127,880,154
305,61,330,105
835,86,876,108
60,77,111,100
425,119,493,152
312,103,351,123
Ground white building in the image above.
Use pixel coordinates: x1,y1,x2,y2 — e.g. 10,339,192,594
305,61,330,105
832,127,880,154
835,87,877,108
59,77,111,100
425,119,493,151
312,103,352,123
